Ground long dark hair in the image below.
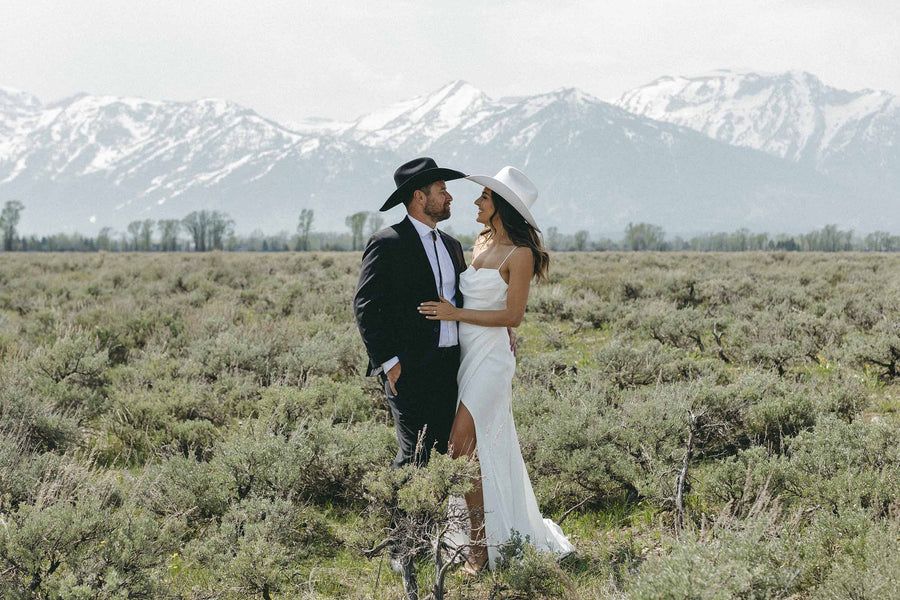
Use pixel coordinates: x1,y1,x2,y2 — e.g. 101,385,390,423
479,190,550,281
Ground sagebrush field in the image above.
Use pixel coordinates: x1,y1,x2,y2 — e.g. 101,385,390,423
1,251,899,599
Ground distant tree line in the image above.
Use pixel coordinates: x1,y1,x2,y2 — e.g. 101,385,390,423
1,200,898,252
0,201,337,252
546,223,900,253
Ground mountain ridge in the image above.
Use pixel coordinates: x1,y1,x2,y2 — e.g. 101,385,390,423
614,69,900,198
0,72,896,235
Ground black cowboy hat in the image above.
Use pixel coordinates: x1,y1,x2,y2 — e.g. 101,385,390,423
380,157,466,212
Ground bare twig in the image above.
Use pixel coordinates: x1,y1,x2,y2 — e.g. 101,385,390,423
674,410,698,535
558,494,597,525
713,322,730,363
360,538,392,559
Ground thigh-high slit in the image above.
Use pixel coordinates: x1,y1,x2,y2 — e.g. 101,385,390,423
455,319,573,566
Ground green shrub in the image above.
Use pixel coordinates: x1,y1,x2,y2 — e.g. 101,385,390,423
782,417,900,515
0,464,182,599
99,384,226,463
693,446,790,515
593,341,673,389
219,497,334,557
0,365,81,452
259,377,376,430
27,331,110,418
810,522,900,599
746,392,816,451
273,319,366,382
225,536,295,599
849,319,900,381
190,327,281,384
144,454,233,525
1,251,899,598
515,348,579,389
494,530,578,600
211,418,394,506
516,384,638,510
630,511,806,600
29,331,108,388
637,302,710,351
0,436,88,509
812,374,868,421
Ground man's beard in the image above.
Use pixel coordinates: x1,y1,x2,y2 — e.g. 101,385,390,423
424,197,450,222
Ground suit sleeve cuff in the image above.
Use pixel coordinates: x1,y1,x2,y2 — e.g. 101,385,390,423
380,356,400,376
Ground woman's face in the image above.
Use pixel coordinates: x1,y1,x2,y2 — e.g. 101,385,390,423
474,188,495,226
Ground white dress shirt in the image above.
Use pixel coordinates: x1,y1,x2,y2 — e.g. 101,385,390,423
381,216,459,375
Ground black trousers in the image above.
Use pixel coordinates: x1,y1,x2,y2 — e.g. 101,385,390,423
382,345,461,469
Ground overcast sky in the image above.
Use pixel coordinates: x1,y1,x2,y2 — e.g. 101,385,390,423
2,0,898,124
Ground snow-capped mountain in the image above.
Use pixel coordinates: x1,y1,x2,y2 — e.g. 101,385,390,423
425,86,850,234
342,80,496,153
615,70,900,195
286,80,869,233
0,74,895,235
286,80,495,153
0,90,397,233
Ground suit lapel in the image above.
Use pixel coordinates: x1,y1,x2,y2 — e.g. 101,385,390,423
437,230,460,275
397,217,435,290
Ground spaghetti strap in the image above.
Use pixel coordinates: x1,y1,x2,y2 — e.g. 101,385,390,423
497,246,518,269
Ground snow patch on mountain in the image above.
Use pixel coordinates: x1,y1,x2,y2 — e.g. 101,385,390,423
615,69,900,171
342,80,492,152
0,87,42,112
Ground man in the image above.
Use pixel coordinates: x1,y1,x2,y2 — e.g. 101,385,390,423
354,157,467,469
354,157,467,599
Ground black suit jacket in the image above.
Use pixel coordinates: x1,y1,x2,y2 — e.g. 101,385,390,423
354,216,466,376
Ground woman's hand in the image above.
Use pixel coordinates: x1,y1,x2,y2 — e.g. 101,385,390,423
418,296,458,321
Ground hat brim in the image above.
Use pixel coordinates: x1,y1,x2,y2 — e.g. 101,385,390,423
380,167,467,212
465,174,540,231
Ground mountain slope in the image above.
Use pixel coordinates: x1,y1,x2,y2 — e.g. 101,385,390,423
427,88,855,233
0,92,397,233
340,80,495,154
615,70,900,201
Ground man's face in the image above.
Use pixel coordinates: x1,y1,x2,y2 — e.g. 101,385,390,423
421,181,452,222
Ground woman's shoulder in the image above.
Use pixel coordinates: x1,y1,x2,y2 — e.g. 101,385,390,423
504,245,534,274
498,245,528,266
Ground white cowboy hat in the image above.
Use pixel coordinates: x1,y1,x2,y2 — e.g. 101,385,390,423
466,166,540,231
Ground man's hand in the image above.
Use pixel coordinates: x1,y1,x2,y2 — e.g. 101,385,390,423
507,327,517,357
386,362,402,396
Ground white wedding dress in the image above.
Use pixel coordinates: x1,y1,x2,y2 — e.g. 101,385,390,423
454,254,574,567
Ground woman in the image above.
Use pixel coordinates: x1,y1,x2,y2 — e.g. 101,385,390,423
418,166,574,574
